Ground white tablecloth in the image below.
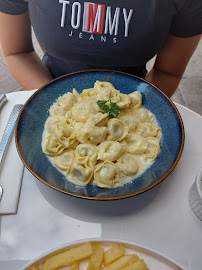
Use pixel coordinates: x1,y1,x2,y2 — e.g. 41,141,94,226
0,91,202,270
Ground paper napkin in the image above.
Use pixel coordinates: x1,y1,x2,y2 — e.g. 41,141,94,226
0,90,37,214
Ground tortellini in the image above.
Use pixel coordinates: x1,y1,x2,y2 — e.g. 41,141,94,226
42,135,65,157
144,137,161,161
136,122,161,138
97,141,124,162
52,123,74,148
54,151,74,171
69,157,93,185
117,153,139,176
49,103,64,116
117,93,131,108
128,91,142,108
75,144,97,165
125,134,149,155
42,81,162,188
107,119,128,141
58,92,78,110
94,161,121,188
72,99,97,122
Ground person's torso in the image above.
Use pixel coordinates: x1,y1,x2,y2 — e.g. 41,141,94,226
26,0,182,75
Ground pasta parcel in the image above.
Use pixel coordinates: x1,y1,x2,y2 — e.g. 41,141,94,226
41,81,161,188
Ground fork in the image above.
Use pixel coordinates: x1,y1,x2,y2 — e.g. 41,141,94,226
0,104,23,201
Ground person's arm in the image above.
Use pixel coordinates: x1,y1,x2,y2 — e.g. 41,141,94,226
0,11,53,90
145,34,201,97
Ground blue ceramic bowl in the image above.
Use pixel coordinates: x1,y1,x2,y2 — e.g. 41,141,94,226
16,70,184,200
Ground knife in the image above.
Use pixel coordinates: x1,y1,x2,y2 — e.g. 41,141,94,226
0,104,23,201
0,94,7,109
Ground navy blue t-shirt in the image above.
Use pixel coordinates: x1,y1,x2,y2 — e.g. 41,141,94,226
0,0,202,78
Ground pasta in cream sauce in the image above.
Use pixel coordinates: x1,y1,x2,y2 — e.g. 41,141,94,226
42,81,161,188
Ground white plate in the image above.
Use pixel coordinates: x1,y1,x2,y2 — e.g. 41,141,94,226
21,238,186,270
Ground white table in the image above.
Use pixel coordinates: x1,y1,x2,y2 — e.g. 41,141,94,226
0,92,202,270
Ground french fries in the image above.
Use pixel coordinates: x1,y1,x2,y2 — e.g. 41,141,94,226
103,254,139,270
42,242,93,270
29,242,149,270
103,243,125,265
31,266,40,270
87,245,104,270
119,259,149,270
70,261,80,270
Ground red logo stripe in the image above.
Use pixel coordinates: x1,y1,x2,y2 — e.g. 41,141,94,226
87,3,105,34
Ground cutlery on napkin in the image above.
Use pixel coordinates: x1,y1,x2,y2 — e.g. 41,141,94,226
0,104,23,201
0,90,37,215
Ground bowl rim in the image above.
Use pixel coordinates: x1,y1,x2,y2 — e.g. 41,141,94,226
15,69,185,201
